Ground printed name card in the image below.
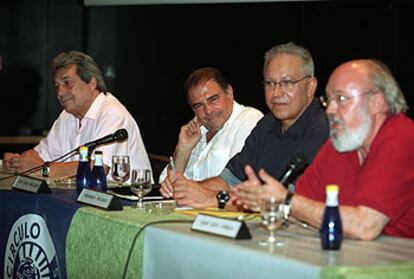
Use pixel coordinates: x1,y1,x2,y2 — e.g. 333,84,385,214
77,189,123,211
12,175,51,194
191,213,251,240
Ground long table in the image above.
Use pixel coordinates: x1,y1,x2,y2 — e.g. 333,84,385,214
144,223,414,279
1,176,414,279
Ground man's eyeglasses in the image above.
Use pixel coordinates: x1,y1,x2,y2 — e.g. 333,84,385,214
262,75,311,91
319,90,378,108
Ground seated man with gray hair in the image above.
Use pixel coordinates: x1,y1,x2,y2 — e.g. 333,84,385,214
3,50,152,179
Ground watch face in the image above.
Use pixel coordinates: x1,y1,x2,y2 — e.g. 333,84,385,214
218,191,229,202
41,165,50,177
216,191,230,209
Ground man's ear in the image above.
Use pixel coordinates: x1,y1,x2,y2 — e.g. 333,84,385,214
369,91,387,114
306,76,318,99
88,76,98,92
226,85,234,99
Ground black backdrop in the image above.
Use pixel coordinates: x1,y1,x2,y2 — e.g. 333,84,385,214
0,0,413,157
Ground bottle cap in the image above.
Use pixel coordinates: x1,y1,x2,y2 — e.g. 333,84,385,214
95,150,103,155
326,184,339,193
80,146,88,152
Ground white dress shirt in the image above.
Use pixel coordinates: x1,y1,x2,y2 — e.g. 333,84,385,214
159,101,263,182
35,93,152,180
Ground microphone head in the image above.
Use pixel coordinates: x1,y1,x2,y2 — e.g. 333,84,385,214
114,129,128,141
290,153,308,171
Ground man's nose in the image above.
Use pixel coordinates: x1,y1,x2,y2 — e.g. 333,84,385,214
271,84,285,97
326,99,338,114
204,104,213,115
56,85,65,97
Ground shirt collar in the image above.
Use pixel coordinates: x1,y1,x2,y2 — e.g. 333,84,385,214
224,101,242,128
79,92,106,127
83,92,106,121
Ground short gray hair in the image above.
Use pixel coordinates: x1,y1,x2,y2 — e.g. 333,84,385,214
52,50,107,93
264,42,314,77
368,59,408,114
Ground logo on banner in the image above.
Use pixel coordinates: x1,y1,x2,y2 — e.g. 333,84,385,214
3,214,61,279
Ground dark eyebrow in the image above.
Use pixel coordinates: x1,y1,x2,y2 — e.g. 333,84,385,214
191,101,202,109
54,75,72,83
206,94,219,101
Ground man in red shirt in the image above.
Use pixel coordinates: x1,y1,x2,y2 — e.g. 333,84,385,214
233,59,414,240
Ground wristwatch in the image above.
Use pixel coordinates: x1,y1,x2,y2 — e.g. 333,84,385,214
42,162,50,177
216,190,230,209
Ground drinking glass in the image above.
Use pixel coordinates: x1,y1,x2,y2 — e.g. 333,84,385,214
258,197,284,247
111,155,130,187
130,169,152,209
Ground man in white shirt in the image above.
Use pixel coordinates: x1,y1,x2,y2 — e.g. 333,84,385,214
3,51,152,179
160,67,263,198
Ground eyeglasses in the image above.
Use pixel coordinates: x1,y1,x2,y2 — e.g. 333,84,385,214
320,90,377,108
262,75,311,91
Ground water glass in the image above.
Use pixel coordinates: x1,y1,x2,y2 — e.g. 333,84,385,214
111,155,130,187
258,197,284,247
130,169,152,209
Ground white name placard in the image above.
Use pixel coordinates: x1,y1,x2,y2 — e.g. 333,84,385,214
191,214,251,239
12,175,51,194
77,189,123,211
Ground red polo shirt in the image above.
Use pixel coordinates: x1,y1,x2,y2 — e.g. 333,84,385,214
296,114,414,238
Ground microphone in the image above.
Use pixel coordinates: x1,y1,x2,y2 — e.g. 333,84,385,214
278,153,308,187
84,129,128,150
46,128,128,172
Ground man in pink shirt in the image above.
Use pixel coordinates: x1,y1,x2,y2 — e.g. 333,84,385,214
233,59,414,240
3,51,151,178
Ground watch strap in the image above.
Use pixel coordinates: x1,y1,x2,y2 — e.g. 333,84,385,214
284,191,294,206
218,201,226,209
282,191,294,219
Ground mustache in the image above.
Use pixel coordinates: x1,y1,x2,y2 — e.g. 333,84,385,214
328,115,342,126
270,97,289,104
59,95,73,103
202,110,222,122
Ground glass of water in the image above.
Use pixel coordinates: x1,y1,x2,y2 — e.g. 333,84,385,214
258,196,284,247
111,155,130,187
130,169,152,209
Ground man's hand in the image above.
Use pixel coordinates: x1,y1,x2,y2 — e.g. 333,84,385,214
177,116,202,151
3,153,21,173
160,163,178,198
231,165,262,211
3,150,44,174
231,165,287,212
171,171,215,208
170,116,202,175
256,168,288,204
160,177,174,198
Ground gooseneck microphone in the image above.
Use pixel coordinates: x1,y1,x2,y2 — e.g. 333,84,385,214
279,153,308,187
0,129,129,181
84,128,128,150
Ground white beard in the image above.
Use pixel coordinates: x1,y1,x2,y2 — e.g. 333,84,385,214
329,107,372,153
